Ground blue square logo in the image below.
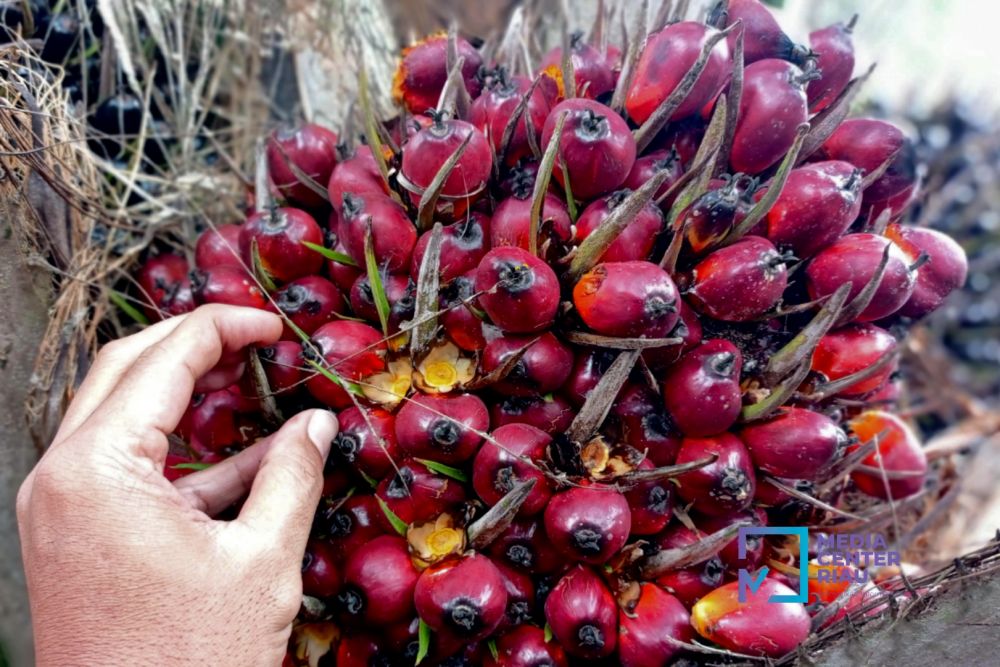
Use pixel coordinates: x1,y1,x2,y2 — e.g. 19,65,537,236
737,526,809,603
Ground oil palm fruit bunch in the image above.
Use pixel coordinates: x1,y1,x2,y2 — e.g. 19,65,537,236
135,1,969,663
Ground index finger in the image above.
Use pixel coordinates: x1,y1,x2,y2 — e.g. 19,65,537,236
72,305,282,461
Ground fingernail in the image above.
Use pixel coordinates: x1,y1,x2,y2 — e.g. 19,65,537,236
306,410,338,458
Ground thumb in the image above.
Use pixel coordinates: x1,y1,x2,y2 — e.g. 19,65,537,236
234,409,338,556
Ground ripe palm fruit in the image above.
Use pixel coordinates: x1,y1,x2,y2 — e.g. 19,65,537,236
691,578,810,657
259,341,305,396
136,253,195,319
848,410,928,499
470,68,551,166
617,584,692,667
573,261,680,337
541,98,636,199
481,333,573,396
302,539,341,598
410,211,490,282
393,34,484,115
338,535,419,626
399,114,493,210
194,223,243,269
674,433,756,516
662,339,743,436
488,517,564,575
740,407,846,479
414,554,508,641
375,459,467,525
623,459,673,535
721,0,810,65
564,347,617,406
539,32,616,100
266,123,339,209
395,393,489,464
623,149,684,209
182,387,259,454
490,395,574,434
575,189,665,262
544,484,631,564
317,494,390,561
811,323,898,397
271,275,346,339
807,18,857,113
643,299,704,370
327,145,389,212
699,506,768,573
349,274,414,329
491,190,572,260
484,624,568,667
687,236,790,321
817,118,918,208
806,233,916,322
304,321,387,409
887,224,969,318
731,59,813,174
495,562,536,629
473,423,553,516
475,246,560,333
340,193,417,273
626,21,731,124
682,175,756,254
763,161,863,258
190,265,267,309
334,407,400,479
654,525,725,607
544,565,618,659
440,272,487,351
239,206,324,283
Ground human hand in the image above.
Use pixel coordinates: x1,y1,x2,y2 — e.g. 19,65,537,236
16,305,338,667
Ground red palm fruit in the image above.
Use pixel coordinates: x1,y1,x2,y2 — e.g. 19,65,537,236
339,535,419,626
326,242,363,294
410,211,490,282
475,247,560,333
643,300,704,370
400,115,492,203
484,625,568,667
194,224,243,269
375,459,468,525
721,0,810,65
305,321,387,409
482,333,573,396
817,119,917,206
491,191,572,260
470,69,551,166
575,190,665,262
847,410,927,499
497,159,540,198
806,233,916,322
440,272,487,351
564,348,617,406
490,394,574,434
542,98,636,199
624,459,673,535
414,554,508,641
740,407,847,479
622,410,683,468
662,339,743,437
190,265,267,309
494,563,536,630
544,485,631,564
271,275,346,339
183,388,257,454
691,578,810,657
259,341,304,395
868,182,918,222
239,207,324,282
136,253,195,319
393,34,483,115
654,525,725,606
396,393,489,464
698,506,768,573
472,423,553,516
763,161,863,258
653,117,706,167
302,539,341,598
544,565,618,659
334,406,400,479
688,235,789,321
266,123,339,209
488,517,564,575
618,584,692,667
731,59,812,174
340,193,417,273
681,175,753,254
539,32,616,100
887,224,968,318
335,635,387,667
327,145,389,212
812,324,897,397
807,18,856,113
573,261,680,337
674,433,756,516
624,149,685,212
350,273,413,325
317,494,390,561
626,22,731,124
